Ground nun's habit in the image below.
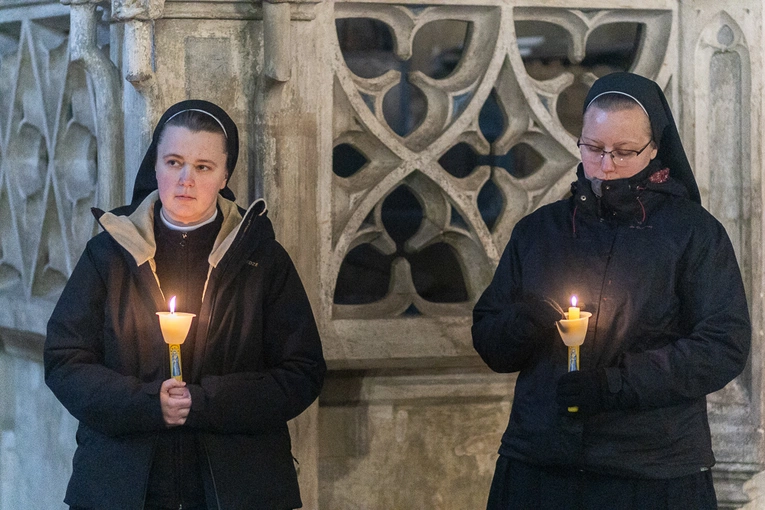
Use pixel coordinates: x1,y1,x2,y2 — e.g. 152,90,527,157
473,72,750,509
45,100,325,510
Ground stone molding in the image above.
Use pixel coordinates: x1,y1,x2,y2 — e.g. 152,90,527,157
111,0,165,22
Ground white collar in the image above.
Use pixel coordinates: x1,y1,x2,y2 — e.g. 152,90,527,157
160,207,219,232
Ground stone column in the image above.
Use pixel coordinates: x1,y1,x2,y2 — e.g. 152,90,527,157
67,0,124,210
254,2,329,505
679,1,764,506
112,0,165,202
740,471,765,509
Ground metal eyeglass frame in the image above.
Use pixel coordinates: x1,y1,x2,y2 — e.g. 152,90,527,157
576,138,654,166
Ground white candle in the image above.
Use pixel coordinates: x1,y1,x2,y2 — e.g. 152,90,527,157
156,296,195,381
568,295,580,320
156,296,195,345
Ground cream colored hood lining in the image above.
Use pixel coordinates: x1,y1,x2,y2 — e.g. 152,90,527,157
97,191,160,267
97,192,266,270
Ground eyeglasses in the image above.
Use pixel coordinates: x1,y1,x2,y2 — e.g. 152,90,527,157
577,139,653,167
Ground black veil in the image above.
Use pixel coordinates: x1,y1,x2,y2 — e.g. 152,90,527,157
584,73,701,204
130,100,240,208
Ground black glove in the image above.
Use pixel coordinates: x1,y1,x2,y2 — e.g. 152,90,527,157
515,295,564,331
556,369,607,416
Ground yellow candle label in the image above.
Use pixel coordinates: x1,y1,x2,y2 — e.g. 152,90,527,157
169,344,183,381
568,346,579,372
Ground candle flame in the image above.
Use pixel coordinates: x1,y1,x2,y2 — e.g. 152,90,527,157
571,296,577,307
169,296,176,314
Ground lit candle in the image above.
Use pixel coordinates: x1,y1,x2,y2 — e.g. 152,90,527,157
556,297,591,413
156,296,195,381
568,295,580,320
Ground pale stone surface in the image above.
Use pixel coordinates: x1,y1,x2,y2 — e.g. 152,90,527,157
677,2,764,507
318,369,515,510
1,1,765,509
320,403,502,509
0,350,76,510
740,471,765,510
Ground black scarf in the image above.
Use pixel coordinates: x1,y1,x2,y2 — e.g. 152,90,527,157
583,72,701,204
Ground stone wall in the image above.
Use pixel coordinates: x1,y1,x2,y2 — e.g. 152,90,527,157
318,368,514,508
0,4,100,507
0,334,74,510
0,0,763,509
678,2,764,504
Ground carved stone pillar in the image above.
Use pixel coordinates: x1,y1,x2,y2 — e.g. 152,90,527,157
253,2,329,504
111,0,164,202
67,0,124,211
740,471,765,509
679,1,764,507
0,3,117,507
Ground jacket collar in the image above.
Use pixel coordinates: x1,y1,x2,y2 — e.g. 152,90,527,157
208,198,267,268
93,192,268,268
94,191,159,267
571,160,688,224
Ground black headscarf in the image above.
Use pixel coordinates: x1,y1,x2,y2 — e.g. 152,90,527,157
583,72,701,204
130,100,239,206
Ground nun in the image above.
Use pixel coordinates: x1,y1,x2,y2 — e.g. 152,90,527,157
472,72,751,509
45,100,326,510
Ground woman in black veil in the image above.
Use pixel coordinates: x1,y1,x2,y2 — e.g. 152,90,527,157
45,100,325,510
473,73,750,509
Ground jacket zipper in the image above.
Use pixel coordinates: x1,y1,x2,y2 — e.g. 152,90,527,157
590,230,619,353
202,437,223,509
198,288,222,509
195,274,221,508
181,207,256,509
176,434,183,510
139,434,160,510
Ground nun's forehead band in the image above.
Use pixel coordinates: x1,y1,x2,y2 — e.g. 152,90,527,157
586,91,649,119
164,108,228,139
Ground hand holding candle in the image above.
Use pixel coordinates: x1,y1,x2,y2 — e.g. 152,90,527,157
556,296,591,413
156,296,195,381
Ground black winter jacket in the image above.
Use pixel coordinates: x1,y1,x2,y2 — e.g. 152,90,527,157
472,163,750,479
45,192,326,509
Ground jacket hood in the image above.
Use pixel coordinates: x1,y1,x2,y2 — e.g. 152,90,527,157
584,72,700,204
93,193,269,269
